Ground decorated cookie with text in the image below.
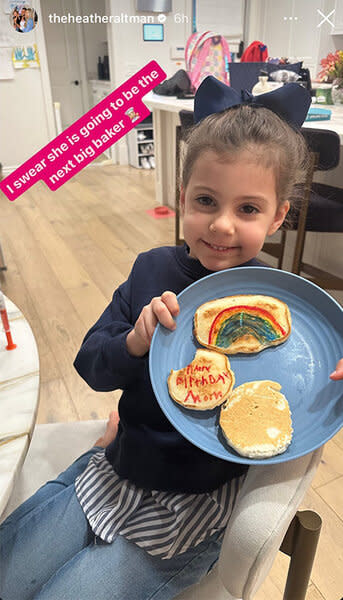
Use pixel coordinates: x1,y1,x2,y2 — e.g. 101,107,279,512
168,349,235,410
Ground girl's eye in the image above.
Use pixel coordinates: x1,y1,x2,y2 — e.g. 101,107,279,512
240,204,259,215
197,196,215,207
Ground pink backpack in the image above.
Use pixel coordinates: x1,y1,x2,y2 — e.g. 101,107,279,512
185,31,231,91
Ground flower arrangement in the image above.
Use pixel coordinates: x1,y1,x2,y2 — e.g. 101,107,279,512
318,50,343,88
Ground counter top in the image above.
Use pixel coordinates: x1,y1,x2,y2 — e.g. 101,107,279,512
144,92,343,143
144,91,194,114
302,104,343,141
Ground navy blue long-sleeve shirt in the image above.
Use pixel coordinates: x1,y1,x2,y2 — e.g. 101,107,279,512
74,244,262,493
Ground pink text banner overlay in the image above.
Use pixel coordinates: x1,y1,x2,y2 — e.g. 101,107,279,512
0,61,166,201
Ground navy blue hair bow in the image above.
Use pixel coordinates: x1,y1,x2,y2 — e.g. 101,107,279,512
194,76,311,128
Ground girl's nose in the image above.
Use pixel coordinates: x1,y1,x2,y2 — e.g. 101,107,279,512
211,213,235,235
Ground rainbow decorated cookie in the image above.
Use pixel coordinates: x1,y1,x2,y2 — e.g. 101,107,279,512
194,295,291,354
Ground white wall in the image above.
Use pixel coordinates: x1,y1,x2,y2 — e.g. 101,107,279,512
106,0,192,163
106,0,192,86
0,0,55,173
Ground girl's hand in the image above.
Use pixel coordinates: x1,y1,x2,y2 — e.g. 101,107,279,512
126,291,179,357
330,358,343,381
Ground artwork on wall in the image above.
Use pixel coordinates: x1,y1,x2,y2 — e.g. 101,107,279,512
12,43,40,68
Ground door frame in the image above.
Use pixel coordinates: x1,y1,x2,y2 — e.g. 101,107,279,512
37,0,90,139
34,0,57,139
74,0,90,115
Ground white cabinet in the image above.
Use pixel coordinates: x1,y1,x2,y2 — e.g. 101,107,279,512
89,80,111,106
332,0,343,34
261,0,293,59
260,0,326,76
127,124,155,169
196,0,244,37
289,1,322,71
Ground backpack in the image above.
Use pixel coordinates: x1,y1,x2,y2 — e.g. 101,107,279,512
185,31,231,91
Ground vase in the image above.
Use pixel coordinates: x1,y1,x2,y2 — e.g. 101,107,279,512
331,79,343,105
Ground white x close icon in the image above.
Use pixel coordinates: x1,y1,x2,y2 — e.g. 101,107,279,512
317,8,335,28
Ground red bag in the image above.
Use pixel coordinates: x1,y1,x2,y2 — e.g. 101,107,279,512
240,41,268,62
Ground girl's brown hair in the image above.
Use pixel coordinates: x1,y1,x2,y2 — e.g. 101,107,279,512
181,105,310,222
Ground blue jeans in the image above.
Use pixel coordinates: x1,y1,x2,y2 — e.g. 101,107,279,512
0,448,223,600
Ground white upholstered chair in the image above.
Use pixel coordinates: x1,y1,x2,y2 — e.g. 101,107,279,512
1,420,322,600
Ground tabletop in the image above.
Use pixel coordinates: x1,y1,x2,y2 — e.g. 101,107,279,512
144,92,343,144
0,294,39,518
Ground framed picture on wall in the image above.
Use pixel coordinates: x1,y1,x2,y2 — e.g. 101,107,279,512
143,24,164,41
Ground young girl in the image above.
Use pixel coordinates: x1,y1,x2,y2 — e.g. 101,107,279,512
1,77,342,600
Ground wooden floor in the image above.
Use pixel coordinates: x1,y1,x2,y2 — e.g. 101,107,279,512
0,165,342,599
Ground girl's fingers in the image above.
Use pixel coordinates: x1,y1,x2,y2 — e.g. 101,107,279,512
330,357,343,381
145,310,159,341
135,293,179,350
151,296,177,330
161,291,180,317
133,319,149,349
138,307,158,342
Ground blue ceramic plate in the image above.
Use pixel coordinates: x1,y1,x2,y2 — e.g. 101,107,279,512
149,267,343,464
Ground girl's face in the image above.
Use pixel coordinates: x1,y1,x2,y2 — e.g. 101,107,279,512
180,150,289,271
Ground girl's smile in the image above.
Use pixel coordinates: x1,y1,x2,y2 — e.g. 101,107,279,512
201,240,240,253
180,150,289,271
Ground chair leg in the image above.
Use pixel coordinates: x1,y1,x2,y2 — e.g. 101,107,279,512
175,125,182,246
283,510,322,600
277,230,287,270
291,153,317,275
0,242,7,271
